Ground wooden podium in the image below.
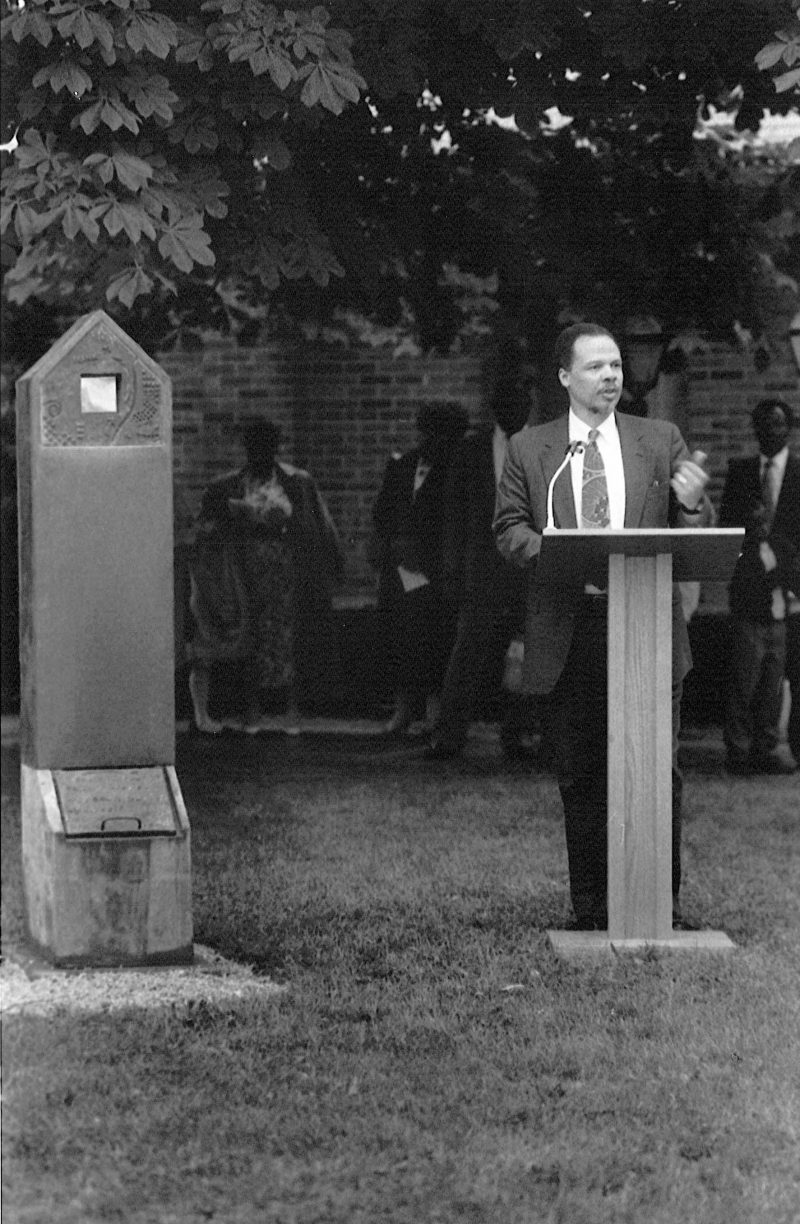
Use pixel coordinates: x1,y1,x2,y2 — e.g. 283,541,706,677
537,528,744,957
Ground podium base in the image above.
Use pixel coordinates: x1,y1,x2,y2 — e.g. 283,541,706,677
547,929,735,959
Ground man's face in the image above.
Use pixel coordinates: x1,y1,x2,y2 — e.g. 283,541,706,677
245,440,277,476
558,334,623,423
754,405,790,459
418,426,460,462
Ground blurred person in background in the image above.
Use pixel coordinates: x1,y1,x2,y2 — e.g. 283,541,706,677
424,379,538,761
720,398,799,775
371,402,469,735
187,418,342,734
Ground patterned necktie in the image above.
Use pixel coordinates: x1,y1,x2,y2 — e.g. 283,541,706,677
761,457,777,529
581,429,610,528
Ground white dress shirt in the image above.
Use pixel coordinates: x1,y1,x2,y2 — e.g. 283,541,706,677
413,457,431,497
760,445,789,507
568,409,626,529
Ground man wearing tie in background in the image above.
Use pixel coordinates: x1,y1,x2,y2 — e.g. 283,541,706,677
720,399,799,775
493,323,715,932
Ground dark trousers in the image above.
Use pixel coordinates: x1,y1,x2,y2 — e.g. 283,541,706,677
551,598,683,924
786,612,800,765
432,597,529,752
724,616,786,763
387,584,458,701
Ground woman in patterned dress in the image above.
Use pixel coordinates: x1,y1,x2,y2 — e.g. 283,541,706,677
188,419,342,733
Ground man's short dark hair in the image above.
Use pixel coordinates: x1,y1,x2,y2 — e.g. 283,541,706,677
554,323,617,373
752,398,794,430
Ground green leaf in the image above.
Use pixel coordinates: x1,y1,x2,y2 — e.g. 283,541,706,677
87,11,115,56
268,47,295,91
227,35,263,63
11,9,53,47
112,150,155,192
250,46,270,76
100,199,128,237
122,73,178,122
14,201,44,244
83,152,116,185
100,96,141,134
76,100,105,135
302,64,343,113
14,130,53,171
0,201,15,236
56,9,96,50
97,199,154,242
176,28,214,71
774,66,800,92
60,193,100,242
755,38,796,71
158,215,215,272
125,13,178,59
300,65,322,108
106,265,154,308
181,171,230,219
38,58,93,99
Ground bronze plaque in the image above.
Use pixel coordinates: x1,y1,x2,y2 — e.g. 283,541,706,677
54,768,177,837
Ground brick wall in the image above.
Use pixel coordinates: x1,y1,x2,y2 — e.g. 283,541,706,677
162,338,485,600
685,343,800,505
163,335,798,603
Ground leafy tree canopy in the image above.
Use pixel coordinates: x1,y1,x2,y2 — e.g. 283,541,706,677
1,0,798,366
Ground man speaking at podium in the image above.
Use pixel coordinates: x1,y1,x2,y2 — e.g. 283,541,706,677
493,322,715,931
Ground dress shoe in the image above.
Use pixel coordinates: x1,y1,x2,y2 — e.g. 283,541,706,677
748,754,796,775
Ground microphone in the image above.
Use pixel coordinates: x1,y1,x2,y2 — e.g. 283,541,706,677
546,441,585,529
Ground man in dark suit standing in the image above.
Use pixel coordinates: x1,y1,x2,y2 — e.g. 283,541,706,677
372,402,469,733
719,398,799,774
423,383,534,760
493,322,715,931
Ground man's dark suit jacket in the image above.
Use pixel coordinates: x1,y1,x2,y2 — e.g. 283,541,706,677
372,448,453,591
441,425,527,614
493,411,715,694
719,452,800,622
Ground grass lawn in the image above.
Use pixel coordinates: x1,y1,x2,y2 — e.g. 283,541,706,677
2,731,799,1224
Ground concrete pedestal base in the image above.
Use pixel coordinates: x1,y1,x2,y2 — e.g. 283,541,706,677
21,764,193,968
547,928,735,960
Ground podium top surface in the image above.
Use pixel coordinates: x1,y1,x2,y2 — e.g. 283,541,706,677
538,528,744,583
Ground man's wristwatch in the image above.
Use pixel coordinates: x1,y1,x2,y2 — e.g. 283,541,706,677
681,502,703,515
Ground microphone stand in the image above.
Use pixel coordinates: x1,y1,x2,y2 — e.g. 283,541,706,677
546,441,584,530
